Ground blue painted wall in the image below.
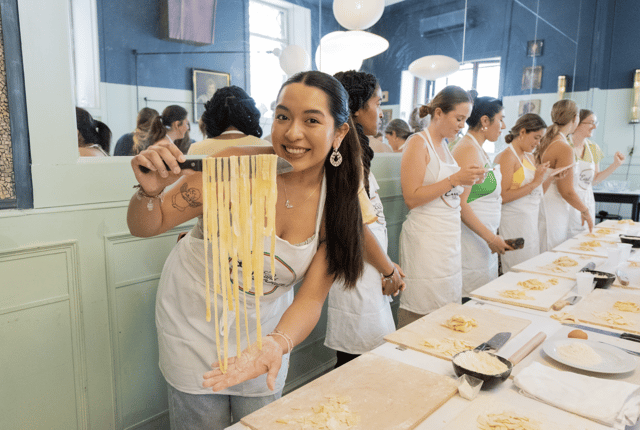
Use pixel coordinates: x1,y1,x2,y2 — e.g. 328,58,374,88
96,0,334,92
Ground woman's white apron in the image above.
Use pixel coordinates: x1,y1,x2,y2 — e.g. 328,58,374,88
156,178,326,396
500,146,542,273
399,130,463,315
460,134,502,296
325,173,395,354
568,142,595,236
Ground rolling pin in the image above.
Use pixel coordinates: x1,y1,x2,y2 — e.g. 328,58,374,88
508,332,547,365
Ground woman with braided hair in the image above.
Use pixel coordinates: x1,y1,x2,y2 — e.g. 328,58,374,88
188,86,271,155
326,70,403,367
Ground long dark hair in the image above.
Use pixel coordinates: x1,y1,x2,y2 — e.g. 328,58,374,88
148,105,188,144
466,96,503,129
278,71,364,289
76,107,111,153
333,70,377,197
199,85,263,138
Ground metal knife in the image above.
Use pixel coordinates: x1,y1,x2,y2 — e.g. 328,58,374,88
138,156,294,175
562,323,640,343
551,295,581,311
474,332,511,352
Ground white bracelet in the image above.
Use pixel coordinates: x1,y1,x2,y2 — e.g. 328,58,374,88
268,329,293,354
134,184,165,211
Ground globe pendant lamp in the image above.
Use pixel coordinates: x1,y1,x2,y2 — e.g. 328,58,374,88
315,32,363,75
408,55,460,81
333,0,385,30
278,45,311,76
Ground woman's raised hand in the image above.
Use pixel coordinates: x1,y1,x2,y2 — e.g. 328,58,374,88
533,162,550,185
613,151,626,167
203,336,284,392
131,141,189,195
451,164,487,187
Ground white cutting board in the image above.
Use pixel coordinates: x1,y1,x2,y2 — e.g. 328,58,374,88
571,289,640,334
612,261,640,290
597,219,640,230
575,229,623,243
553,238,616,258
470,272,575,311
441,394,608,430
511,251,605,280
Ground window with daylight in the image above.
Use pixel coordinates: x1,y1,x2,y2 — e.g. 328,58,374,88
249,0,310,134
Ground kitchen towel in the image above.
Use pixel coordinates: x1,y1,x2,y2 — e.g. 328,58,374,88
514,362,640,429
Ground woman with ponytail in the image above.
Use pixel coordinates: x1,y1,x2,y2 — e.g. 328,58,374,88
325,70,402,367
147,105,189,151
452,96,512,295
114,107,159,156
495,113,549,272
535,99,593,251
128,71,367,427
76,107,112,156
188,85,271,155
398,86,486,327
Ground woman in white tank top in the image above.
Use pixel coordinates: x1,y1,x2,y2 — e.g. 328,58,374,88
398,86,486,327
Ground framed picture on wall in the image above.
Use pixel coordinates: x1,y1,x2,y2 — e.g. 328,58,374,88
518,99,541,116
526,39,544,57
522,66,543,90
193,69,230,120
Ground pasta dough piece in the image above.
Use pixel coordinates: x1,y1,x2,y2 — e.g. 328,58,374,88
613,301,640,313
499,290,534,300
540,256,578,273
550,312,580,324
203,154,279,373
422,337,475,357
517,279,550,290
276,396,360,429
629,261,640,268
477,411,541,430
593,311,633,326
573,240,601,252
442,315,478,332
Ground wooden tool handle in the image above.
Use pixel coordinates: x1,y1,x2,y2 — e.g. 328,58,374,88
551,299,569,311
508,332,547,365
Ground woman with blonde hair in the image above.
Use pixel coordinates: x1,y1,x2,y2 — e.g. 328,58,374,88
495,113,549,272
399,86,486,327
114,107,159,156
452,96,512,295
535,100,593,252
567,109,625,235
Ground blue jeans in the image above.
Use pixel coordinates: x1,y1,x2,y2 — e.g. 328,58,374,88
167,384,282,429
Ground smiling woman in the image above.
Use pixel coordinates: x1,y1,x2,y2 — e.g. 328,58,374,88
126,70,366,428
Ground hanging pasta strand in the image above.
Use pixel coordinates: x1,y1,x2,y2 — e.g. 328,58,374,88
202,154,279,373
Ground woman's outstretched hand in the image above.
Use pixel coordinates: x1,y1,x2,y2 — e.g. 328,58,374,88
203,336,284,392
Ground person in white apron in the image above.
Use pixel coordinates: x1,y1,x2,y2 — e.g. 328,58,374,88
535,100,593,252
399,86,486,327
495,113,549,273
452,96,511,296
127,71,371,428
568,109,625,233
325,71,399,367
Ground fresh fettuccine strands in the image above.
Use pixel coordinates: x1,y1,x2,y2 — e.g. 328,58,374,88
202,154,279,373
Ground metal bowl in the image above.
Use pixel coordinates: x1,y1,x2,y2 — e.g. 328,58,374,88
619,234,640,248
584,269,615,289
451,350,513,390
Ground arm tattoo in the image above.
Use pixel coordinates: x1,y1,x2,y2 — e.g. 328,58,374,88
172,182,203,211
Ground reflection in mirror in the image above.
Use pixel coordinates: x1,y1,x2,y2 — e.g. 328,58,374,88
74,0,597,159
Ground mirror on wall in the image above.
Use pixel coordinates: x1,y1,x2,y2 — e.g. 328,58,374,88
75,0,590,157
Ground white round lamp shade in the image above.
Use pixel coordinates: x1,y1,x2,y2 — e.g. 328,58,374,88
279,45,310,76
333,0,385,30
409,55,460,81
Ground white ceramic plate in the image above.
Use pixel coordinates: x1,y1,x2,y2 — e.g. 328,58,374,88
542,338,637,374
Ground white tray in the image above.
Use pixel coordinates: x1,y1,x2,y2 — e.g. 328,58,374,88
511,251,605,280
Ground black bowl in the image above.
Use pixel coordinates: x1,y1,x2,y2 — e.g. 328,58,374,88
584,269,615,289
451,350,513,390
619,234,640,248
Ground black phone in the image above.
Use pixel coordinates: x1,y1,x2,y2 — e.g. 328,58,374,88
504,238,525,250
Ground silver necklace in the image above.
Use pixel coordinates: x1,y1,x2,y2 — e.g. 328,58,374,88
281,178,321,209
